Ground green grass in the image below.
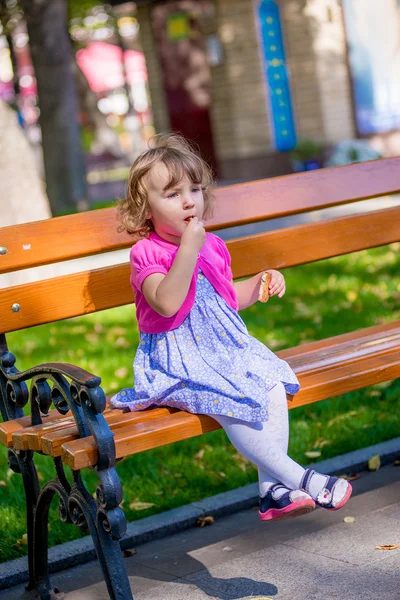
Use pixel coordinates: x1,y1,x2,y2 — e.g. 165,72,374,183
1,244,400,562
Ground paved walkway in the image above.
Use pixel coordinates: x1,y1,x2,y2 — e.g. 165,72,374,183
3,463,400,599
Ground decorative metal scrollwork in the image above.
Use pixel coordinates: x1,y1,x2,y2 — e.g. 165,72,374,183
0,339,133,599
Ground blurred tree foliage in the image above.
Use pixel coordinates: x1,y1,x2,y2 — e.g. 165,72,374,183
68,0,107,21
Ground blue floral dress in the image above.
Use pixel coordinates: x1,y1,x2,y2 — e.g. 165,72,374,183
110,271,300,422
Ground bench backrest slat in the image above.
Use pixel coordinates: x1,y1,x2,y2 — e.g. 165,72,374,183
1,205,399,333
1,158,399,275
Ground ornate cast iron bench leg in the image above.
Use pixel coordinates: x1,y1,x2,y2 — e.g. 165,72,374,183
0,343,133,600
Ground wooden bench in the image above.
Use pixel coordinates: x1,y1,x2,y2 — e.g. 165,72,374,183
1,157,400,600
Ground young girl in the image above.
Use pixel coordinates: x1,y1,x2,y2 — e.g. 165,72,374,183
111,134,352,521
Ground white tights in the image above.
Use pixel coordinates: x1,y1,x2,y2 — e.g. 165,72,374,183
212,382,306,497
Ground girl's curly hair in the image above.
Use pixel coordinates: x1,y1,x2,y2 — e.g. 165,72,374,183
118,133,216,239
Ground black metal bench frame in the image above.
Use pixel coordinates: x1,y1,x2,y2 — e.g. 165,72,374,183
0,334,130,600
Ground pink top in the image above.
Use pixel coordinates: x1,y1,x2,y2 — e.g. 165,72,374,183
130,231,238,333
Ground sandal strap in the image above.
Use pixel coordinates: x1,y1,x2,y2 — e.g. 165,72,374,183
300,469,316,495
270,483,288,495
260,484,292,512
324,476,338,492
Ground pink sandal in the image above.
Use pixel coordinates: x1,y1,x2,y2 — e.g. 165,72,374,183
300,469,353,511
259,484,315,522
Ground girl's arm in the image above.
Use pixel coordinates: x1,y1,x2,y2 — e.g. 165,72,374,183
142,244,198,317
234,270,286,310
142,218,205,317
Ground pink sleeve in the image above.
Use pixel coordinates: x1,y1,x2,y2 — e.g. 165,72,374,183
213,234,233,282
130,240,168,292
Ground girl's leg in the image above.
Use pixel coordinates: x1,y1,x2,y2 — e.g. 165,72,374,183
212,382,350,507
212,383,301,496
254,382,290,497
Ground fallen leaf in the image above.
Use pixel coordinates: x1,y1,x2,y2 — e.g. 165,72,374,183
197,516,214,528
6,469,14,480
115,367,128,379
115,337,130,349
84,333,99,344
108,326,128,337
123,549,137,558
341,473,363,482
305,451,321,459
16,533,28,546
233,452,250,472
71,326,86,334
344,516,356,523
219,472,226,478
318,440,331,449
367,389,381,398
368,455,381,471
327,410,358,428
346,290,358,302
129,501,155,511
194,448,205,460
0,481,6,487
376,544,400,551
313,437,331,449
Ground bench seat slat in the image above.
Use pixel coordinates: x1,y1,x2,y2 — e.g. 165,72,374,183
292,350,400,408
10,405,178,452
39,407,178,455
4,398,112,450
1,206,400,334
2,158,399,275
62,411,220,470
278,321,400,359
12,416,77,451
11,410,112,451
289,329,400,374
0,409,65,448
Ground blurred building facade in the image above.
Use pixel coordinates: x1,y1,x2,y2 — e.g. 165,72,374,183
133,0,400,181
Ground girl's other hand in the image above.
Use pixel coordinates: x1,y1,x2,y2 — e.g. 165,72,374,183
181,217,206,253
266,269,286,298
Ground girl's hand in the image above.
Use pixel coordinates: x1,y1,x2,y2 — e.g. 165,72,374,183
181,217,206,254
265,269,286,298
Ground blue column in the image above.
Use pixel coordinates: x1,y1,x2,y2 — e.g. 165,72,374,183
258,0,297,152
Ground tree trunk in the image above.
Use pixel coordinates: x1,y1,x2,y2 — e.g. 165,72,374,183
0,100,50,226
20,0,87,215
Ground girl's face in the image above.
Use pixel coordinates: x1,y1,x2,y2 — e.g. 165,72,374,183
146,162,205,244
